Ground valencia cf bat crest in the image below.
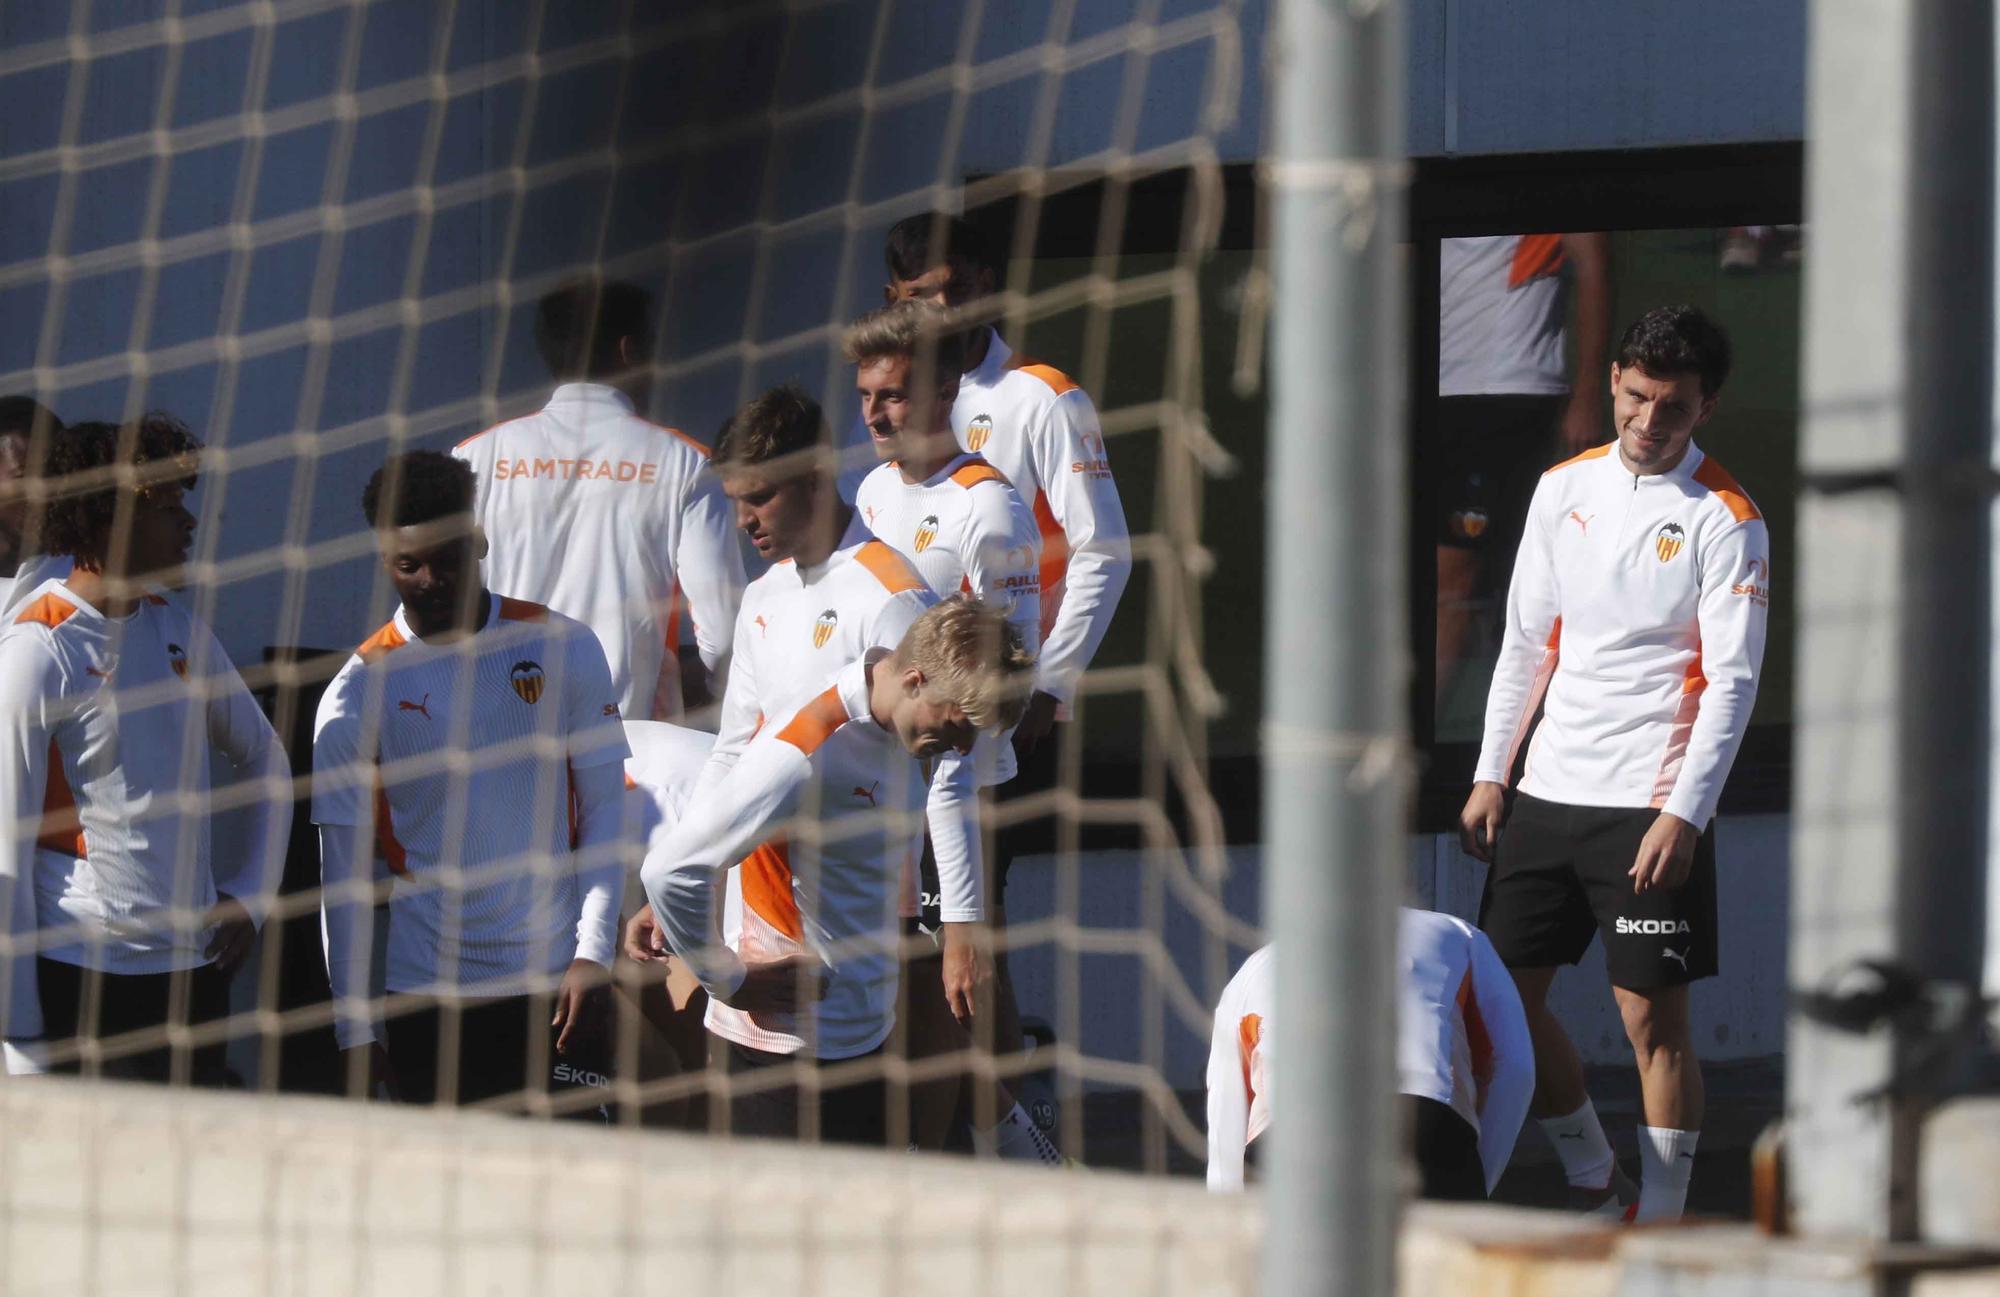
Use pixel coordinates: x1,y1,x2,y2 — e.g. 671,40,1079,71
1655,522,1686,563
914,514,940,553
813,609,838,648
966,414,993,451
510,659,545,703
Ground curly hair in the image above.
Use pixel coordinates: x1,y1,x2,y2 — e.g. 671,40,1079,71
41,414,201,562
1616,305,1734,398
362,450,475,529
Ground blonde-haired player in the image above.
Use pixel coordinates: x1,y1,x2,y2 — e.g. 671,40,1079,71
636,596,1034,1147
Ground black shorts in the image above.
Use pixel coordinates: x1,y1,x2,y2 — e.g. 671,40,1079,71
1407,1094,1486,1201
721,1039,889,1147
382,991,612,1119
1434,394,1564,553
35,956,234,1085
1478,791,1718,989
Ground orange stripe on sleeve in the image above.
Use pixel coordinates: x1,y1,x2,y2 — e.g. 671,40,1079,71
1544,443,1612,475
1507,234,1566,287
1692,457,1762,523
1237,1011,1262,1104
39,738,85,857
775,686,851,756
1004,356,1081,396
374,784,408,876
13,592,77,629
948,458,1008,489
853,541,927,595
355,620,408,663
740,839,803,941
1457,972,1495,1107
498,597,550,623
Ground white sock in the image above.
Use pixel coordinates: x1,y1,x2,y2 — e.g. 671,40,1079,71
1538,1100,1615,1190
979,1103,1061,1166
1634,1125,1698,1223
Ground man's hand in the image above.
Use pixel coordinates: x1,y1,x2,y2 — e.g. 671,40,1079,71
720,954,829,1016
343,1042,399,1100
202,893,256,974
939,921,994,1025
1457,782,1507,863
1628,812,1698,893
624,905,669,963
1557,388,1606,459
551,958,610,1055
1011,690,1061,756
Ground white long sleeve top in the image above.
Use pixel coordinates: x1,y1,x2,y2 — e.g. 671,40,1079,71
1474,443,1771,828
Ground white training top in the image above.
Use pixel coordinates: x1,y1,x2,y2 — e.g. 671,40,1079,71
855,452,1041,786
0,554,74,619
699,511,984,926
643,657,922,1061
1437,235,1571,398
454,383,747,721
0,581,290,1037
1204,912,1534,1194
620,720,715,921
1474,443,1771,828
312,596,630,1026
951,330,1130,708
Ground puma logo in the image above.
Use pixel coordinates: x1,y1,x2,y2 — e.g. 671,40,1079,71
1568,510,1595,534
397,693,432,720
1662,947,1689,971
84,664,111,679
864,505,878,526
753,615,768,638
853,781,879,807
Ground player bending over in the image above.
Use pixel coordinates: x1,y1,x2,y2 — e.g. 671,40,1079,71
0,414,290,1081
636,596,1033,1149
313,451,630,1113
1206,909,1532,1198
0,395,67,615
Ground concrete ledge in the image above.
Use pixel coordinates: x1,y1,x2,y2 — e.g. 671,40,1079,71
1923,1098,2000,1247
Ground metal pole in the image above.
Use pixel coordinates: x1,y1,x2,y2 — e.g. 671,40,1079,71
1790,0,1992,1242
1262,0,1406,1293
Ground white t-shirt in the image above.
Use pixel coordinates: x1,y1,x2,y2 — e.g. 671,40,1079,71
454,383,746,721
1474,443,1770,827
644,658,923,1061
1438,235,1571,398
312,596,630,1015
0,554,73,619
619,719,715,918
855,452,1041,785
951,331,1130,708
0,581,289,1029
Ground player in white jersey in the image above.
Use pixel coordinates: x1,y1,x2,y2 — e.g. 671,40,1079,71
847,301,1044,791
0,415,290,1082
313,451,630,1113
1461,307,1767,1222
0,398,73,619
880,214,1129,748
453,279,745,721
615,718,715,1127
637,596,1034,1146
1204,912,1532,1198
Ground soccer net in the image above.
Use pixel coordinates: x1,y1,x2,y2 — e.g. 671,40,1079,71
0,0,1263,1231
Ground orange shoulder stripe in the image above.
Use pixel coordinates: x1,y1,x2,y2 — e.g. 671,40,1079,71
853,541,926,595
498,596,550,623
13,592,77,629
454,422,502,451
740,839,803,941
1544,443,1613,475
775,686,851,756
645,420,713,459
1507,234,1566,287
949,458,1007,490
1004,355,1081,397
1692,457,1761,523
1238,1012,1262,1102
355,620,407,662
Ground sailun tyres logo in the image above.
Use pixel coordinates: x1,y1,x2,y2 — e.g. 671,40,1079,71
1615,918,1691,935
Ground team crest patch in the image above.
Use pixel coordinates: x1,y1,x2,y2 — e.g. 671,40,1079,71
1655,522,1686,563
509,659,545,704
966,414,993,451
812,609,838,648
914,514,940,553
166,642,189,679
1449,508,1488,540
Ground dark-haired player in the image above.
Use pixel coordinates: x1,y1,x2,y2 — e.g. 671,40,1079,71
313,450,630,1112
454,278,744,720
0,395,67,615
1459,306,1768,1222
0,414,290,1080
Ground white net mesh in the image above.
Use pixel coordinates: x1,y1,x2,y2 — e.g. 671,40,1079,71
0,0,1265,1214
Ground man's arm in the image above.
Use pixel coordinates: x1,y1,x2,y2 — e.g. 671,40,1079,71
196,621,293,932
310,665,383,1052
1029,390,1131,709
1557,233,1612,457
1659,520,1771,830
676,469,747,677
690,597,763,801
1205,977,1250,1191
0,635,58,1051
638,735,809,1002
561,624,634,966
